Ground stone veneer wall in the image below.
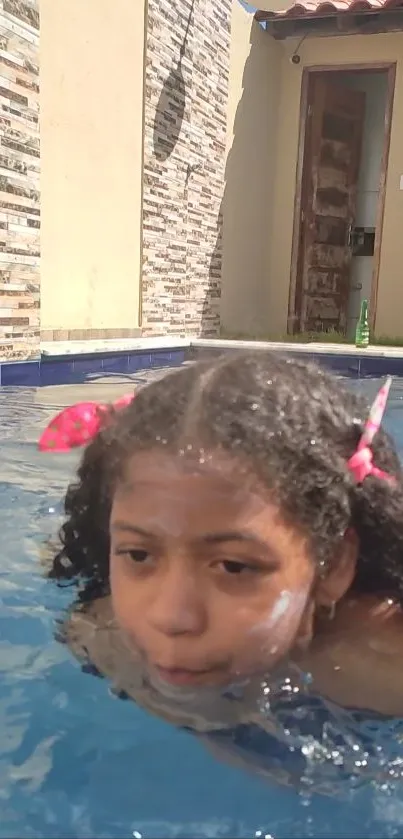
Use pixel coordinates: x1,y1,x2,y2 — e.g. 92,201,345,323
0,0,39,360
141,0,231,336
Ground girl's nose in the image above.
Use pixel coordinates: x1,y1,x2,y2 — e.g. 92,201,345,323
147,563,207,637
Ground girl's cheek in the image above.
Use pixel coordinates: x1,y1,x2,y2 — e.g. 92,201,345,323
110,561,135,627
249,589,309,634
244,588,312,659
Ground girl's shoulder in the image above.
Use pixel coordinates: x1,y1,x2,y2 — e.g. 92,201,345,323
301,595,403,716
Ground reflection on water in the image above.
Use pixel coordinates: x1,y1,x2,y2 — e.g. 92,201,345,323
2,373,403,838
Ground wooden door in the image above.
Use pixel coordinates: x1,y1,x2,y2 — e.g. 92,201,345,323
294,76,366,335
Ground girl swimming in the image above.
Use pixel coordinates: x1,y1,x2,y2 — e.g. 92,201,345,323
40,352,403,791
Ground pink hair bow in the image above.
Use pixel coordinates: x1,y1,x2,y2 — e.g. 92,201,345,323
347,376,394,484
38,393,134,452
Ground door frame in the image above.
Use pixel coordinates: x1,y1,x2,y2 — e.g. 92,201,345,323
287,61,396,336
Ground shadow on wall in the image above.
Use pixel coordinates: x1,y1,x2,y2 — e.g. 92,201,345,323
199,210,223,337
153,0,195,161
151,0,274,337
218,16,281,337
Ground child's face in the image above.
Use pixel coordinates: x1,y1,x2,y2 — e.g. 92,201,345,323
109,449,316,688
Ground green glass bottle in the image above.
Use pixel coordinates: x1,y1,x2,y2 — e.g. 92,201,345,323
355,299,370,348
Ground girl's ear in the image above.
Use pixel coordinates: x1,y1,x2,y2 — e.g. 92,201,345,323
315,528,358,609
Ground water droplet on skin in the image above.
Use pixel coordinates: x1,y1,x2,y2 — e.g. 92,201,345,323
251,402,259,411
133,832,142,839
310,439,316,446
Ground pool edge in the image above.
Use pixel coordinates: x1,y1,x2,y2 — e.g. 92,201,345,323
2,339,403,386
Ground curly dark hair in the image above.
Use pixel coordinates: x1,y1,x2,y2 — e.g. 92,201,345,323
49,351,403,604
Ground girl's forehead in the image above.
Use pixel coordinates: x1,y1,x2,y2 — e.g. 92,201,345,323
113,449,272,523
119,448,261,494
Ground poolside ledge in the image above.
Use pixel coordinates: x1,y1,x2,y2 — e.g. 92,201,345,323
41,337,403,360
0,337,403,387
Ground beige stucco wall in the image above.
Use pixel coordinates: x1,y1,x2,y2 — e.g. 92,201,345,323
222,22,403,339
221,7,282,336
39,0,145,334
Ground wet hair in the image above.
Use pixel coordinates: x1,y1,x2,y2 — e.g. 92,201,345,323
50,351,403,603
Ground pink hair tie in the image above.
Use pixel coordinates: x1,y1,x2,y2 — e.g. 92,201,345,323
347,376,395,485
38,393,134,452
347,447,392,484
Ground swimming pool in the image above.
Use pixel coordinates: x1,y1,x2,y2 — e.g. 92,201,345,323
2,371,403,839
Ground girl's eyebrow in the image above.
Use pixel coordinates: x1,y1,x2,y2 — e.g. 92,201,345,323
112,523,266,545
110,522,153,538
202,531,282,564
202,530,268,547
110,523,279,561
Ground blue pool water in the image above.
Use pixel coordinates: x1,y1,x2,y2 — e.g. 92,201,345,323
2,373,403,839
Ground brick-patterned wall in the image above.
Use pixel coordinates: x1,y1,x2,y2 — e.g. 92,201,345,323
0,0,39,361
142,0,231,336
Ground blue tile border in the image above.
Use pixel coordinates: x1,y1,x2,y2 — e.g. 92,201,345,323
0,347,186,387
187,344,403,379
1,343,403,386
0,359,41,387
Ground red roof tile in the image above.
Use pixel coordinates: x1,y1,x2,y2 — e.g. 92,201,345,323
255,0,402,21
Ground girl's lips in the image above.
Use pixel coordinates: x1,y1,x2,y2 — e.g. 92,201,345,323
153,665,222,686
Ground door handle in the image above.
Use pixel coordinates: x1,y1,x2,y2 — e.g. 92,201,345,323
347,223,353,247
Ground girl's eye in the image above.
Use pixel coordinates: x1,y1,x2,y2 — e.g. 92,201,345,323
126,549,150,564
221,560,254,575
